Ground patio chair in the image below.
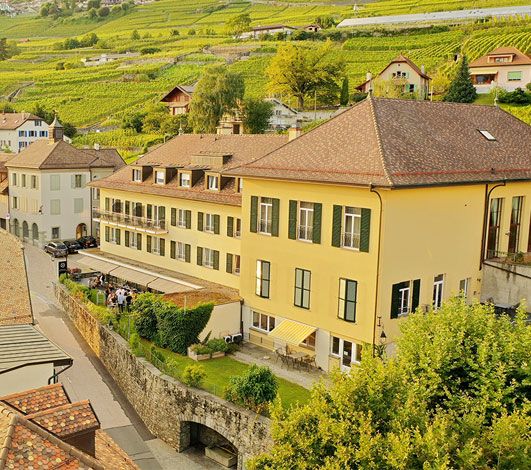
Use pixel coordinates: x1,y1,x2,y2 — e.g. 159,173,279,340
301,355,316,371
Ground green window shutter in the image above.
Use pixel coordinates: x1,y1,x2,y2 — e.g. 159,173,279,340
115,229,121,245
312,203,322,244
214,214,220,234
159,206,165,221
412,279,421,312
125,231,130,247
360,208,371,253
197,212,204,231
213,250,220,270
170,241,176,259
105,198,110,212
390,283,401,319
137,233,142,251
147,235,152,253
125,201,130,216
197,246,203,266
227,216,234,237
288,200,297,240
185,244,191,263
159,238,165,257
105,226,110,242
332,205,342,247
171,208,176,226
271,198,280,237
226,253,233,273
250,196,258,233
147,204,153,219
185,210,191,229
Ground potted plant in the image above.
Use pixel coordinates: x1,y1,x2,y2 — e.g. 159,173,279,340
207,338,229,359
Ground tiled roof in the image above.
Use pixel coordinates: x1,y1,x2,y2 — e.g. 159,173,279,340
470,47,531,68
1,383,70,415
27,401,100,438
0,113,42,131
91,133,288,206
0,231,33,326
5,140,124,170
356,54,430,89
229,97,531,187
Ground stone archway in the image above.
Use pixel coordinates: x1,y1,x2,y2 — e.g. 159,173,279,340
22,221,29,239
76,223,87,239
32,223,39,240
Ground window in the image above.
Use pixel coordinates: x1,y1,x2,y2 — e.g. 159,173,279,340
179,172,191,188
178,209,188,228
51,227,60,239
338,279,357,322
110,228,120,244
493,56,511,63
391,280,420,318
398,282,411,316
459,278,470,298
343,207,361,249
177,242,186,261
486,198,503,258
35,120,41,126
203,248,215,268
12,196,18,209
155,171,165,185
301,331,315,349
508,196,523,254
207,175,219,190
294,268,311,309
256,260,271,298
30,175,37,189
507,71,522,81
233,254,240,275
21,174,26,188
50,199,61,215
298,202,314,241
205,213,215,233
433,274,444,309
50,174,60,191
252,311,275,332
259,197,273,234
74,198,84,214
129,231,138,248
132,169,142,182
479,130,496,141
11,173,17,186
330,336,362,367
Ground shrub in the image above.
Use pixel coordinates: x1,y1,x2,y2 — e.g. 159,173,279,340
97,6,110,17
129,332,142,356
132,292,163,341
150,345,165,365
207,338,229,353
182,364,206,387
140,47,161,55
224,365,278,412
189,343,213,355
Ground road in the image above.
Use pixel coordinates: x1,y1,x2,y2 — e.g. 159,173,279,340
24,243,219,470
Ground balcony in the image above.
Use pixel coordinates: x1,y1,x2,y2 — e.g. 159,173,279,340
92,209,168,234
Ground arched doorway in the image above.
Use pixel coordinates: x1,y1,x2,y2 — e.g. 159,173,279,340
76,223,87,239
32,223,39,241
22,221,29,239
12,219,19,238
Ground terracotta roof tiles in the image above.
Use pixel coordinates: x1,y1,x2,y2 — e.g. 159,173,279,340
470,47,531,68
0,113,42,131
1,383,69,415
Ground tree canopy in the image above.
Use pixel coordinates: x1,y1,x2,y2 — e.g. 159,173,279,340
266,41,345,109
188,65,245,133
226,13,251,35
443,55,477,103
243,98,274,134
250,298,530,469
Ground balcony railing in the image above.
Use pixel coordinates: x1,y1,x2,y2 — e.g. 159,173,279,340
342,232,360,250
92,209,168,233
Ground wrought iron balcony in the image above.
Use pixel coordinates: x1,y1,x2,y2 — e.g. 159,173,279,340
92,209,168,234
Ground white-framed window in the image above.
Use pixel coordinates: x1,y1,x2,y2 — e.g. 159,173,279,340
338,278,357,322
177,242,186,261
259,197,273,234
178,209,187,228
294,268,311,309
507,71,522,81
110,228,120,244
74,174,83,188
256,260,271,298
233,254,241,275
398,283,411,316
298,202,314,241
207,175,219,190
343,206,361,249
205,213,215,233
179,172,191,188
252,311,276,332
433,274,444,309
130,231,138,248
155,170,165,185
151,236,162,254
301,331,316,349
459,278,470,298
132,169,142,182
330,336,362,367
234,218,241,238
51,227,60,239
203,248,215,268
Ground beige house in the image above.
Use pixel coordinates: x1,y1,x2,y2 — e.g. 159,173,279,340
0,112,49,153
356,54,431,99
469,47,531,94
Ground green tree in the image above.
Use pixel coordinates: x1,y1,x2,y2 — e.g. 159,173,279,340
267,41,345,109
224,365,278,413
97,6,109,17
0,38,19,61
315,15,337,29
242,98,273,134
250,298,530,469
188,65,245,133
87,0,100,9
122,110,146,133
226,13,251,35
443,55,477,103
339,77,349,106
131,29,140,40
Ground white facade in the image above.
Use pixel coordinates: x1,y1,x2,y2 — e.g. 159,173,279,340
239,26,296,39
266,98,299,129
471,64,531,94
0,117,48,153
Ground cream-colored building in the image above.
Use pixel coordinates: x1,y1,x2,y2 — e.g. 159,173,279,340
469,47,531,93
0,112,49,153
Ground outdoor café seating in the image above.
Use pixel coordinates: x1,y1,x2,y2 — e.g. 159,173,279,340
275,345,316,370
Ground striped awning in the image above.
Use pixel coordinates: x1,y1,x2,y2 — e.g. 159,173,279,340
75,255,117,274
269,320,316,345
111,267,157,286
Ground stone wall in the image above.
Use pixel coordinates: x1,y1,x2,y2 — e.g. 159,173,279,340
55,284,272,468
481,261,530,310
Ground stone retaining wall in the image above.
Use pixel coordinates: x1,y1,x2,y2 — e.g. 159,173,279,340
54,284,272,468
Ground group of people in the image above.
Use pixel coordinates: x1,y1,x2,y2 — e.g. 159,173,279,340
106,285,135,314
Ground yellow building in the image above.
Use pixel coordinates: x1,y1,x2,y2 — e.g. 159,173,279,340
90,134,287,290
229,97,531,371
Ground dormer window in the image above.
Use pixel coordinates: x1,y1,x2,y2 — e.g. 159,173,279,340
479,130,496,141
207,175,219,191
132,169,142,182
155,170,165,185
179,172,191,188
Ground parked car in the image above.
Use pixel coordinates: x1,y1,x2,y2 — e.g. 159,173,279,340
43,242,69,258
76,236,98,248
63,239,82,254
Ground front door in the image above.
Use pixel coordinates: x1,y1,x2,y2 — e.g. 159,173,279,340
341,340,353,372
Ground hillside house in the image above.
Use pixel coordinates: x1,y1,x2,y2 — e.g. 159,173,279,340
160,84,196,115
81,51,140,66
265,97,299,129
469,47,531,93
356,54,431,99
0,113,49,153
238,25,297,39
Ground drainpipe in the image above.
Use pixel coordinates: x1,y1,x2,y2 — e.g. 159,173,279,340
479,181,506,271
369,184,383,357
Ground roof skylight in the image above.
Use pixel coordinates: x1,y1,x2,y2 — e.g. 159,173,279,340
479,130,496,141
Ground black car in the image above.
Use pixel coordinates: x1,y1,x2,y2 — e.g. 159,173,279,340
43,242,69,258
63,239,82,254
77,236,98,249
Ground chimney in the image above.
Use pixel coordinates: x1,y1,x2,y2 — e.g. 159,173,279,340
288,120,302,142
48,114,64,143
366,72,373,94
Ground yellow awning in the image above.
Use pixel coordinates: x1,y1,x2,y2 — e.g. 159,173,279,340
110,267,157,286
269,320,316,345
